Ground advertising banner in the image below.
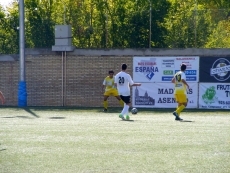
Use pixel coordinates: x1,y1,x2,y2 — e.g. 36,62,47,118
133,56,199,83
200,57,230,83
132,83,198,108
199,83,230,109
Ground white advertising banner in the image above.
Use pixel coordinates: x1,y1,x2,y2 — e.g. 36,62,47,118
199,83,230,109
132,83,198,108
133,56,199,83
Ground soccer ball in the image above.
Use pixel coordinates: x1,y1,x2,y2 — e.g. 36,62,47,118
131,108,138,114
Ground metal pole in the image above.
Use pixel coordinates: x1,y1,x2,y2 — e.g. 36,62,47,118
64,5,66,24
18,0,27,107
64,51,67,106
19,0,25,81
60,0,66,24
149,0,152,48
62,51,64,106
194,0,197,47
106,14,108,47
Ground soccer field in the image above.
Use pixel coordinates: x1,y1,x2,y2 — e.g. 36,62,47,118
0,107,229,173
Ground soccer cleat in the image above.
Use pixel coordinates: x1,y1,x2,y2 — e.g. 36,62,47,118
173,111,179,119
119,114,125,120
173,111,183,121
175,116,183,121
125,115,130,120
103,108,107,112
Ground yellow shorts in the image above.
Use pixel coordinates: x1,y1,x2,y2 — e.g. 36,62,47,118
104,89,119,97
174,94,187,103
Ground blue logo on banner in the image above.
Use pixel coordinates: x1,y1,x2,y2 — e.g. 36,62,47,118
162,76,173,81
186,76,196,81
175,70,197,75
146,71,154,80
135,58,159,81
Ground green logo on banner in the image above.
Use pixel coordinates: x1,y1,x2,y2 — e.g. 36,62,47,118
202,86,218,104
163,70,173,75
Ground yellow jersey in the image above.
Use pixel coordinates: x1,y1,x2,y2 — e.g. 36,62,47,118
174,71,187,95
103,76,116,91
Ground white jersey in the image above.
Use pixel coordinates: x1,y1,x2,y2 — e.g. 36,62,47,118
115,71,134,96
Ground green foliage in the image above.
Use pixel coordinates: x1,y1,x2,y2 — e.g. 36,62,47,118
0,3,19,54
164,0,230,48
25,0,54,48
0,0,230,53
199,0,230,8
205,19,230,48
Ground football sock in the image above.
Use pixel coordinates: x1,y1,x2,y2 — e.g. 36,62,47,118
103,101,108,109
124,104,130,115
177,105,180,115
121,104,129,115
121,107,126,115
176,105,185,115
119,99,124,106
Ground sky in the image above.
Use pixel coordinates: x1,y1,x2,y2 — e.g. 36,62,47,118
0,0,14,7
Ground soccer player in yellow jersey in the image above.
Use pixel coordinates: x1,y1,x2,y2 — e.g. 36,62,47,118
171,64,190,121
102,70,123,112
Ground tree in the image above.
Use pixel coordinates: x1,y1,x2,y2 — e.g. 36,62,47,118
0,3,20,54
164,0,216,48
205,19,230,48
25,0,54,48
198,0,230,48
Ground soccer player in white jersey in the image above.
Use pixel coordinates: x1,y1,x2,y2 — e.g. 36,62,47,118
171,63,190,121
114,64,141,120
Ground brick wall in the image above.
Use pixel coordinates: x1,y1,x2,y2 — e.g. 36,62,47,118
65,55,132,107
1,48,229,107
0,54,132,107
0,61,19,106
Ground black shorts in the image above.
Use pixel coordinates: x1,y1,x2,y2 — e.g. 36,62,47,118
120,95,131,104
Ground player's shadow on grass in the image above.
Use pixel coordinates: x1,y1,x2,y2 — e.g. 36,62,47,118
0,144,6,152
16,116,32,119
23,108,40,118
180,120,194,122
97,108,121,113
49,117,66,119
121,119,134,122
2,116,15,118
